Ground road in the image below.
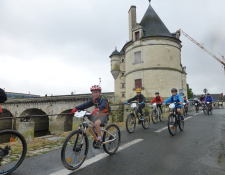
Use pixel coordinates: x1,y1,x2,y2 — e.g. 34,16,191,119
12,109,225,175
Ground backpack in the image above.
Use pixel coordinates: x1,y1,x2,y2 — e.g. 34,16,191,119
0,88,7,103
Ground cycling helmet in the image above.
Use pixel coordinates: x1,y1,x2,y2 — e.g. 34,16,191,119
183,96,186,98
207,93,210,95
171,88,177,92
136,88,142,93
90,85,101,92
155,92,159,94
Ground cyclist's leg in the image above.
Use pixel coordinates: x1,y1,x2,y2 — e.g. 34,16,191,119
158,104,163,114
139,104,145,120
176,107,184,120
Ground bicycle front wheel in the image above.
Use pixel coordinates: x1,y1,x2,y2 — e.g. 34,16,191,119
0,130,27,175
179,119,184,131
159,110,163,122
203,106,207,114
168,114,177,136
126,113,136,133
151,110,158,124
103,124,121,155
61,130,89,170
142,114,150,129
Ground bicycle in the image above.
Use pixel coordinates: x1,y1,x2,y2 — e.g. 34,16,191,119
183,102,188,116
203,102,213,115
61,110,121,170
195,102,199,113
167,103,184,136
150,103,164,124
125,103,150,133
0,129,27,175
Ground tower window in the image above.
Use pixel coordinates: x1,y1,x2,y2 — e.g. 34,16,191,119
135,79,142,89
122,84,125,88
135,31,140,41
122,59,124,62
121,73,124,76
122,94,125,98
134,51,141,63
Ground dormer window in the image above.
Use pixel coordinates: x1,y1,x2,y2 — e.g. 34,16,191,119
135,31,140,41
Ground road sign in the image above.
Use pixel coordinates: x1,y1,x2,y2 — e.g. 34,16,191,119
203,88,208,94
180,93,184,96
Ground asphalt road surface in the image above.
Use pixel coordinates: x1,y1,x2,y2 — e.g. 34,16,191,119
11,109,225,175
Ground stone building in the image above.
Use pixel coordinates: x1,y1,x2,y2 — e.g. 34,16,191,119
110,3,187,102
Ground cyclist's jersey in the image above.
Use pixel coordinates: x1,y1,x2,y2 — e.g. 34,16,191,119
127,94,145,103
164,94,183,108
194,101,200,106
204,96,214,102
75,95,110,114
0,104,2,113
200,97,205,102
183,99,189,104
151,96,163,104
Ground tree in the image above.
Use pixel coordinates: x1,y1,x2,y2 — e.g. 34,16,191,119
187,84,194,99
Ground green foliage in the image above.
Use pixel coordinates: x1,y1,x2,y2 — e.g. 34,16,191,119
187,84,194,99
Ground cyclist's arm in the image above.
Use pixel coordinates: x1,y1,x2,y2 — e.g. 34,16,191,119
178,95,184,104
163,96,172,104
127,96,137,103
160,97,163,103
150,97,156,103
211,96,214,102
97,98,107,111
76,100,94,110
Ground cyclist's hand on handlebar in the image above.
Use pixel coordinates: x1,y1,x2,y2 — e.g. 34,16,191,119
179,102,183,104
91,108,99,115
71,108,78,114
125,101,129,105
140,102,144,105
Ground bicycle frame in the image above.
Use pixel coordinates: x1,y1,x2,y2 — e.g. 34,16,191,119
77,112,117,145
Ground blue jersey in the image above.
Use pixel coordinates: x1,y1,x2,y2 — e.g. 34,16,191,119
164,94,184,108
204,96,214,102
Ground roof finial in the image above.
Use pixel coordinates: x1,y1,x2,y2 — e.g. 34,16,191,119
115,46,117,50
149,0,151,3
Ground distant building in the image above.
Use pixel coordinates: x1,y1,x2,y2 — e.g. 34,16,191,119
6,92,40,99
109,3,187,102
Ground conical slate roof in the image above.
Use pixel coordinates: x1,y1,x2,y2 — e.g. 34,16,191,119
110,49,120,57
140,4,172,37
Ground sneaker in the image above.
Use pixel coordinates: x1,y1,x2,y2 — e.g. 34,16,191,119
94,140,102,149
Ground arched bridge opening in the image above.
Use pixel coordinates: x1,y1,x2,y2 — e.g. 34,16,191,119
19,108,49,137
0,109,13,143
49,109,73,134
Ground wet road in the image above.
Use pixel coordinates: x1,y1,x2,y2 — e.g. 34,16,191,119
12,109,225,175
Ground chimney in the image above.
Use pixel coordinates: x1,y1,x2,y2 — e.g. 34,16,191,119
128,6,136,41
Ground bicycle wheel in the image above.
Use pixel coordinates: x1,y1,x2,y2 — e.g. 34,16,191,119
183,108,186,116
142,114,150,129
126,113,136,133
168,114,177,136
0,130,27,175
103,124,121,155
179,119,184,131
159,110,163,122
203,106,207,114
61,130,89,170
151,110,158,124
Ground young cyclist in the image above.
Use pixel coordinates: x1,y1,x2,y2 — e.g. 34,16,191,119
183,96,189,111
200,94,205,102
204,93,214,108
194,98,201,112
71,85,110,148
125,88,145,120
150,92,163,114
0,88,7,113
163,88,184,120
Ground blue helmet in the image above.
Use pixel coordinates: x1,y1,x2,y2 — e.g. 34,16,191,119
155,92,159,94
183,96,186,98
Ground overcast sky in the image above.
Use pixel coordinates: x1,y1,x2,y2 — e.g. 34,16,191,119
0,0,224,96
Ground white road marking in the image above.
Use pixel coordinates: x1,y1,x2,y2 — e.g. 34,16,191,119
49,139,143,175
155,116,193,133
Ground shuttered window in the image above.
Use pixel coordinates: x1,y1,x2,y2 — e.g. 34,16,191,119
135,79,142,89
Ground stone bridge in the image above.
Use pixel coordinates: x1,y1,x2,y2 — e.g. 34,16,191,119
0,93,115,137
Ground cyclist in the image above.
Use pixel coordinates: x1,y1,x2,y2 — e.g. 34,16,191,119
204,93,214,108
0,88,7,113
163,88,184,120
71,85,110,148
183,96,189,111
125,88,145,120
150,92,163,115
194,98,201,112
200,94,205,102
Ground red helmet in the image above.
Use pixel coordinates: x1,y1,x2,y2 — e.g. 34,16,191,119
90,85,101,92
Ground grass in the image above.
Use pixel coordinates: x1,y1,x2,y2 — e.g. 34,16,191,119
218,159,222,163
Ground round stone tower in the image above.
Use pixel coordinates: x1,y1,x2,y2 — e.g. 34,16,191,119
110,3,187,102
